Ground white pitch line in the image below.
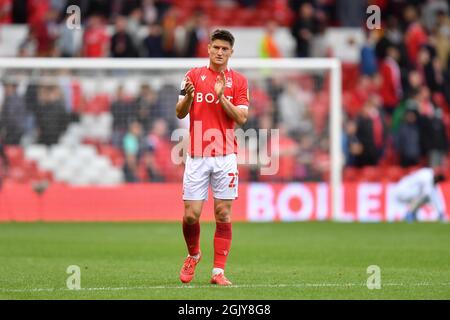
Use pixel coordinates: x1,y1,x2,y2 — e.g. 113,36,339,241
1,282,450,293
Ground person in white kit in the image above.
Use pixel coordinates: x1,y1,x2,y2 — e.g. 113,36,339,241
395,167,446,222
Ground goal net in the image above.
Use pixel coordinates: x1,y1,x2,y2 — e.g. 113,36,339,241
0,58,342,219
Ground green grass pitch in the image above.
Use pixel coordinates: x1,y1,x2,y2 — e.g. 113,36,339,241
0,222,449,299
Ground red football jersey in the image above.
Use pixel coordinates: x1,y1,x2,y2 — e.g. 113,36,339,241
179,65,249,157
83,27,109,57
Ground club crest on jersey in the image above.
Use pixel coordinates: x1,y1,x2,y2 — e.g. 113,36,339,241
226,77,232,88
201,75,206,81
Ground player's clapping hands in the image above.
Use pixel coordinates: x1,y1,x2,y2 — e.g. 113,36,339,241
185,77,195,99
214,71,225,98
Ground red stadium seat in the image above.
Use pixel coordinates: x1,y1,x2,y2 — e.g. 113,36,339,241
8,166,28,184
343,167,360,182
360,166,380,182
137,163,148,182
385,166,405,182
4,146,24,167
98,145,125,167
341,63,360,91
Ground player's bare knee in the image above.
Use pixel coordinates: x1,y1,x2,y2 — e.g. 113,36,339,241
214,204,231,222
183,209,200,224
183,203,201,224
183,214,199,225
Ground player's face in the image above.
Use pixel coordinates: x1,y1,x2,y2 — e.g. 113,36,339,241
208,40,233,67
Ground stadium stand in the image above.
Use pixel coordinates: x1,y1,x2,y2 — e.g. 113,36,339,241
0,0,449,186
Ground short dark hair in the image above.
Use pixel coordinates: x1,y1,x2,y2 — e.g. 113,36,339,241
210,29,235,47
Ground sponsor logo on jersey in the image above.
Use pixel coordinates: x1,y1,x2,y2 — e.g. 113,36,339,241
226,77,232,88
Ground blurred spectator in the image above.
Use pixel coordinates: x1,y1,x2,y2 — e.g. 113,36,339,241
253,113,300,182
360,31,379,77
0,137,8,189
422,0,449,32
160,7,178,57
155,83,178,132
247,81,274,129
17,30,37,57
49,0,66,16
336,0,365,27
291,2,318,57
416,86,435,160
344,75,376,118
0,0,12,24
111,85,136,147
11,0,27,23
112,0,142,17
417,45,447,100
378,45,402,115
428,108,448,167
273,124,299,181
278,81,313,137
354,96,386,167
32,8,59,56
142,0,158,25
127,8,143,49
35,85,69,145
259,20,282,58
288,0,312,14
82,15,109,57
265,76,284,124
342,119,363,167
384,15,403,47
433,9,450,70
27,0,50,26
110,16,138,58
0,80,27,145
238,0,258,8
86,0,112,20
404,69,423,98
184,10,210,58
145,118,172,182
57,14,81,57
142,23,164,57
134,84,159,133
122,120,143,183
295,135,323,181
397,108,421,167
153,0,172,23
403,5,428,66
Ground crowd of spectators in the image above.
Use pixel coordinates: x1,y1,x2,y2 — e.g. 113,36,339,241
4,0,274,59
342,2,450,172
0,0,449,183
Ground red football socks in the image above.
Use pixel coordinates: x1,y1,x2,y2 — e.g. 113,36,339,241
213,222,232,270
182,220,200,256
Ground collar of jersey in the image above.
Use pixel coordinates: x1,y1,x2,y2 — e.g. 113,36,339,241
207,64,230,73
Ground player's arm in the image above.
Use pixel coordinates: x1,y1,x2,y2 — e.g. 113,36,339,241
176,77,195,119
429,185,445,216
215,72,248,126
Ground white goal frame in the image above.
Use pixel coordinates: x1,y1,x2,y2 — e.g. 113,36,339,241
0,58,342,220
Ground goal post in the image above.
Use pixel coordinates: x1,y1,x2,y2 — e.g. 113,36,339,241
0,57,342,220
